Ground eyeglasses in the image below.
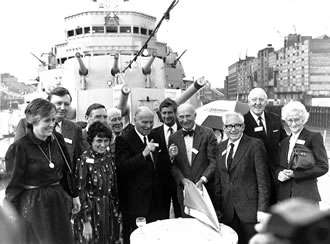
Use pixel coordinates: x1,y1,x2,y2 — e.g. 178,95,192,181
224,124,243,130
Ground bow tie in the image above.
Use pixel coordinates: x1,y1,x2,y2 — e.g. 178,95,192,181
183,130,194,137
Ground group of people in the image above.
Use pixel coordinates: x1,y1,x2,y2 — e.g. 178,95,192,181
4,86,329,244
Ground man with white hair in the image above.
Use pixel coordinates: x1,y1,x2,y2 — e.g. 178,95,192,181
107,107,123,137
215,111,270,244
115,106,168,244
244,88,287,204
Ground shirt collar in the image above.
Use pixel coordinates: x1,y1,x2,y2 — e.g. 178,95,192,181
250,111,265,124
164,123,177,133
183,124,196,132
290,128,304,140
134,126,148,143
227,134,243,148
27,130,54,145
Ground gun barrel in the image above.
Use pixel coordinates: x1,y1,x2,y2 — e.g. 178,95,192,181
111,53,120,76
175,77,206,105
75,52,88,76
142,54,156,75
116,85,131,115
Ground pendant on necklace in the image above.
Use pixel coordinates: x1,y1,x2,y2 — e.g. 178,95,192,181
49,162,55,169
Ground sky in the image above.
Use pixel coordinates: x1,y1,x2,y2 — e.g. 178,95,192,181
1,0,330,88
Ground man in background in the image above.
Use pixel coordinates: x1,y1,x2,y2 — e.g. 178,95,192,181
244,88,287,204
150,98,181,217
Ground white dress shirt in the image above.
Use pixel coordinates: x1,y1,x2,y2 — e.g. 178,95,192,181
226,135,243,169
251,111,267,134
163,123,177,147
287,129,303,162
183,124,196,166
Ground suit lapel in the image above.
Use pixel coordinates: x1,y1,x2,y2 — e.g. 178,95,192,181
61,120,73,140
229,135,248,172
219,140,228,171
191,125,202,163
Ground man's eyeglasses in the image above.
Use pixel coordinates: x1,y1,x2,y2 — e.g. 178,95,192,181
224,124,243,130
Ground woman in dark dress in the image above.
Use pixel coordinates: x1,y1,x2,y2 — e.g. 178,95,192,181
5,98,79,244
73,121,120,244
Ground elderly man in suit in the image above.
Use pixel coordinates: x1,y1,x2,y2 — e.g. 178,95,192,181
244,88,287,204
168,103,217,216
13,86,82,213
215,111,271,244
150,98,181,218
116,106,167,244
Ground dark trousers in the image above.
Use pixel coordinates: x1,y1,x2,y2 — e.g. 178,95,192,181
226,211,256,244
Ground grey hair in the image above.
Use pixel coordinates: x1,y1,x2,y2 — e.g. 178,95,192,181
222,111,244,125
281,100,309,124
248,87,268,101
108,107,122,119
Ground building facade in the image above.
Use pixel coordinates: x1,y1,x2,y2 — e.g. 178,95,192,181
227,34,330,105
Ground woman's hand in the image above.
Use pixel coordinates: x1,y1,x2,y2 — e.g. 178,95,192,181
83,221,93,241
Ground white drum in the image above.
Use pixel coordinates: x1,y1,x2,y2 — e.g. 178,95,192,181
130,218,238,244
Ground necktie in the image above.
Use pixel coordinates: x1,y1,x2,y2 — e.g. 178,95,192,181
183,130,194,137
143,136,147,146
227,143,234,170
258,116,266,135
168,127,173,135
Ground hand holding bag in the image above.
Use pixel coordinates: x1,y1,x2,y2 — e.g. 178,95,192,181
291,144,315,170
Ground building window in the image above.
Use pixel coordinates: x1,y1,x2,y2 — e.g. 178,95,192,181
92,26,105,33
120,26,131,33
84,27,90,34
133,26,139,34
301,58,305,61
76,27,83,35
67,30,74,37
106,26,118,33
141,28,147,35
302,66,304,69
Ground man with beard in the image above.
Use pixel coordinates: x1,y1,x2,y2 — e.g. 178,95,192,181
244,88,287,204
168,103,217,216
150,98,181,218
115,106,166,244
215,111,270,244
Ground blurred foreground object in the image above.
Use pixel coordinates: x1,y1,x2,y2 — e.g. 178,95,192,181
250,198,330,244
0,200,22,244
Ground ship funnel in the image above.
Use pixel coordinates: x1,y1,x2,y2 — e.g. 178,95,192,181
75,52,88,76
111,53,120,77
175,77,206,105
116,85,131,116
142,53,156,75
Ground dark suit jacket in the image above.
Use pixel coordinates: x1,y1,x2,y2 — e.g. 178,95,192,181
169,124,217,185
14,118,83,166
115,127,166,217
244,111,287,174
149,124,181,212
275,128,328,202
215,135,271,223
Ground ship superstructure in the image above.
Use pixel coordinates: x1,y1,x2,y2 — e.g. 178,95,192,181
36,0,205,121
